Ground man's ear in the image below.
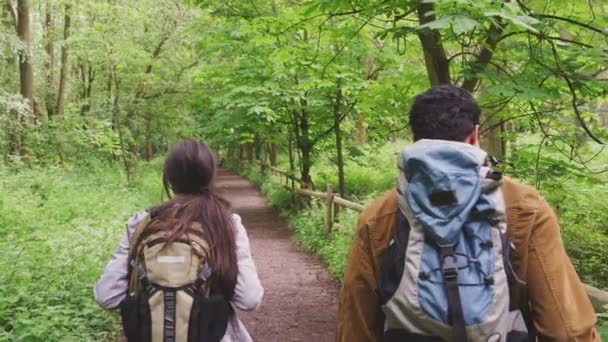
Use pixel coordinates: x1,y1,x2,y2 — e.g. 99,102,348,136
465,125,480,146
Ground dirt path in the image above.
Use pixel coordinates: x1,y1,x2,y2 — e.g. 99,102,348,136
216,170,339,342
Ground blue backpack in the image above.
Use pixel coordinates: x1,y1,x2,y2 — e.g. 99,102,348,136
378,140,534,342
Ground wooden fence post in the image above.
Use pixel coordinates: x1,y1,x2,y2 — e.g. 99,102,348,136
325,184,334,235
291,177,297,212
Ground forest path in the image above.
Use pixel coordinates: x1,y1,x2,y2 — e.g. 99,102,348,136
216,169,339,342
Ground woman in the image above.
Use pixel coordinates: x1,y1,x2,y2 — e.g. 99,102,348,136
94,140,263,342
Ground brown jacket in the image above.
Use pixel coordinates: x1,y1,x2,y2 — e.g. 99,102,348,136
337,177,599,342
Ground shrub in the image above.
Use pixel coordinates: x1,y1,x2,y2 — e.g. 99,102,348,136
0,161,161,340
290,206,357,282
260,179,291,211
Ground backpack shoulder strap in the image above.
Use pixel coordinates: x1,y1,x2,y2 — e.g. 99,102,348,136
129,213,152,255
145,205,161,219
126,212,153,292
377,206,411,305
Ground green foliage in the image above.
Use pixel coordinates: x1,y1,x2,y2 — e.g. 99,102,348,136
289,208,356,281
28,119,121,166
243,168,265,188
507,141,608,289
260,179,292,212
0,161,162,340
599,304,608,340
239,165,357,281
312,142,402,199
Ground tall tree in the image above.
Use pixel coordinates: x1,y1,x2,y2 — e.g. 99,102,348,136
44,0,56,119
17,0,33,109
56,4,70,116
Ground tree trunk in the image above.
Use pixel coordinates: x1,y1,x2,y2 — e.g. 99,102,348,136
254,134,262,160
145,113,152,161
56,4,71,116
107,62,113,103
299,106,312,187
416,1,450,87
44,3,56,119
80,60,95,116
479,88,507,161
17,0,33,108
355,115,367,145
268,143,277,166
12,0,33,158
333,81,346,221
288,127,297,209
333,81,346,198
246,143,254,161
113,78,133,184
481,121,506,162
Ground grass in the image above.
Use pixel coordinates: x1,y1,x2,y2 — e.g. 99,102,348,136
0,160,163,341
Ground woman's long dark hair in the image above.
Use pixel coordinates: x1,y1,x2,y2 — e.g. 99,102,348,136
153,140,238,300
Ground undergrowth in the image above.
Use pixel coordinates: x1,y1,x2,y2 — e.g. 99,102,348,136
241,167,356,281
0,160,163,341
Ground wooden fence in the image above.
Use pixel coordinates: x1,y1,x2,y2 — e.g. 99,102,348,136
233,159,364,235
230,159,608,314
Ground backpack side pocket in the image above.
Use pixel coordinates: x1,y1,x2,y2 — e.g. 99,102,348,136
120,291,152,342
188,290,232,342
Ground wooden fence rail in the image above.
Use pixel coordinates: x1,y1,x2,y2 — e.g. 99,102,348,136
230,158,608,314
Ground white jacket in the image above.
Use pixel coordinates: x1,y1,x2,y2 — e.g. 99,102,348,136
94,212,263,342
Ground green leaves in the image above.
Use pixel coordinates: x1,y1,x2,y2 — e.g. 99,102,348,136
483,10,539,32
0,162,163,340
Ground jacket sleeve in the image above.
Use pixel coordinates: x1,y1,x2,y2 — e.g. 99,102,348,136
527,199,600,342
231,214,264,311
336,219,383,342
93,212,145,310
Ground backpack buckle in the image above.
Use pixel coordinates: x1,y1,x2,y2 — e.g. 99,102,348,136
440,247,458,280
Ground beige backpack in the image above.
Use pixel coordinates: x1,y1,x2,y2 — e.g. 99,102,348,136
120,210,231,342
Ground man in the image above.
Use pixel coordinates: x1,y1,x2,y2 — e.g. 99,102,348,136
336,85,599,341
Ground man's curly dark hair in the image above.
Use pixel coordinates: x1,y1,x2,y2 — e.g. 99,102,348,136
409,85,481,142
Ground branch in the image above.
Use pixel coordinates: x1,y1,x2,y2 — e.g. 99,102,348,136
529,101,575,163
278,13,329,34
386,123,410,135
531,13,605,35
321,16,372,77
176,60,199,80
548,42,604,145
534,134,548,188
480,113,530,135
499,30,595,49
528,101,608,174
448,51,477,63
141,89,189,100
563,72,603,144
462,17,505,92
5,1,17,29
312,111,350,144
145,34,170,74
